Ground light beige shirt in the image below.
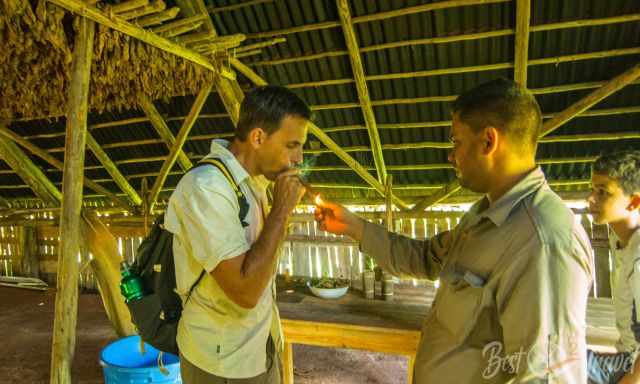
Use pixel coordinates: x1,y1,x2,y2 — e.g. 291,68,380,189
165,140,282,379
610,229,640,352
361,168,594,383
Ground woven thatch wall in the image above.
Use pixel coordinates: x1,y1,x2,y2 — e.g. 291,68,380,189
0,0,215,121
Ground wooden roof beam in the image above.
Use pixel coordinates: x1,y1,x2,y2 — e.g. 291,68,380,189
0,125,133,210
148,84,212,212
541,63,640,136
337,0,387,185
0,132,61,206
246,0,509,39
514,0,531,86
86,134,143,206
138,95,193,171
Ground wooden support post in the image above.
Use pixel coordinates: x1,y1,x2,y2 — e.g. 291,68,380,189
385,175,393,231
0,135,61,206
18,225,40,278
514,0,531,86
138,95,193,171
228,58,410,209
82,213,136,336
148,84,212,211
50,16,94,384
337,0,387,184
592,224,612,298
141,178,150,234
282,341,294,384
86,133,142,206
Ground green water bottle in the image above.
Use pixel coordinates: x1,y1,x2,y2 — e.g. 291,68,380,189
120,261,144,303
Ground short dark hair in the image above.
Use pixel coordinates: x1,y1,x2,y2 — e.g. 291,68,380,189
452,78,542,151
235,86,311,141
593,151,640,196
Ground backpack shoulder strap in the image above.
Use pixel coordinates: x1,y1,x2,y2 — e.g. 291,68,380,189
194,158,250,227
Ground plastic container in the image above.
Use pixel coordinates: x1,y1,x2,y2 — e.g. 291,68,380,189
100,335,181,383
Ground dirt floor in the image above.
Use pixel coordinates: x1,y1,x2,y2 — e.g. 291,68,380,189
0,287,408,383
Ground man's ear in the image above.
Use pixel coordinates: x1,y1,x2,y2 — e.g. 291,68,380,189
628,193,640,211
248,128,265,148
483,127,499,156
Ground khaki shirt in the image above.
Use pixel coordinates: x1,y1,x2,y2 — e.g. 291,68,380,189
165,140,283,379
361,168,594,383
610,229,640,352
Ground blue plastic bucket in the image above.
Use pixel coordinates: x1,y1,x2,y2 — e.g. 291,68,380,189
100,335,181,383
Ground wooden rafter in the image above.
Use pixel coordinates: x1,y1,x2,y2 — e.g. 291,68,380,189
228,57,410,209
337,0,387,185
47,0,217,71
514,0,531,86
410,62,640,211
247,13,640,67
50,16,94,384
541,63,640,137
246,0,509,39
148,84,212,211
85,134,143,206
283,47,640,89
0,133,61,206
0,125,133,210
138,95,193,171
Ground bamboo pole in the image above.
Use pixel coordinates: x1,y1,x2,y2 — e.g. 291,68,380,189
148,84,212,211
50,17,94,384
385,175,393,231
85,133,143,206
138,95,193,171
541,63,640,136
0,125,133,210
514,0,531,86
48,0,217,71
337,0,386,184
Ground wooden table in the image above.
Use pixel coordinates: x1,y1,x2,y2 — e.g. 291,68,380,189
277,284,618,384
277,285,425,384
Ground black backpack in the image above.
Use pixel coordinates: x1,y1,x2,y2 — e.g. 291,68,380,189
126,158,249,354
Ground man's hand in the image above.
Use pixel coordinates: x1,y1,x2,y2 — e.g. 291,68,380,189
272,169,306,216
314,198,365,241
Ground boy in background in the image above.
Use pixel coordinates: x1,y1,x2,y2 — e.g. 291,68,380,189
587,151,640,384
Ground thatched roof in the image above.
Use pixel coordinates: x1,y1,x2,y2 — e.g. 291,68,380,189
1,0,639,212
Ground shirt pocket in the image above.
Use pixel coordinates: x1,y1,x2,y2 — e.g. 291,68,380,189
435,281,484,344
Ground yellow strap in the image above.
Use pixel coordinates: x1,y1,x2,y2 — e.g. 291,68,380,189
198,159,242,197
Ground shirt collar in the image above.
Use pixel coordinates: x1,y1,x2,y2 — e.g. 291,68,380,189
205,139,250,185
474,167,548,227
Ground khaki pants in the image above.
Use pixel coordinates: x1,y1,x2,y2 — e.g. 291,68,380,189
180,338,281,384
